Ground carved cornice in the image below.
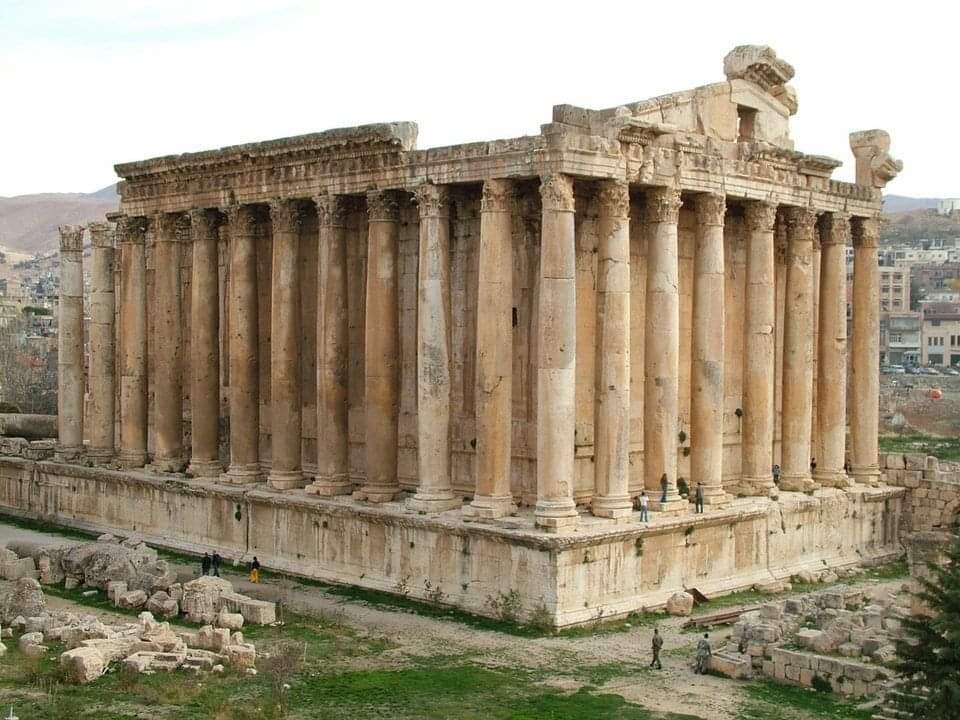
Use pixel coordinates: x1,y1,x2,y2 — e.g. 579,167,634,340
852,216,881,249
58,225,84,253
366,190,401,222
414,183,450,218
269,198,303,234
744,200,777,233
189,208,220,242
222,205,259,237
480,178,513,213
783,206,818,240
644,187,682,225
597,181,630,219
88,222,114,249
819,212,851,247
694,193,726,227
539,174,574,213
116,216,148,245
313,194,349,227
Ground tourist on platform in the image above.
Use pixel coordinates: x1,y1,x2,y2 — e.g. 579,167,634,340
696,633,712,674
695,483,705,514
212,551,222,577
810,457,817,474
660,474,668,504
639,491,649,523
772,464,781,486
844,458,852,474
650,628,663,669
249,556,261,584
201,552,212,576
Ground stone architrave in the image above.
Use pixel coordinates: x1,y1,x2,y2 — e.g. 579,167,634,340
779,206,818,493
187,209,222,477
591,180,633,519
307,194,352,496
466,179,516,519
360,190,401,503
267,199,304,490
117,217,148,468
815,212,851,488
56,225,85,462
87,222,116,464
850,217,881,485
222,206,262,484
408,184,461,513
150,213,186,473
644,187,688,514
534,174,579,532
741,200,778,497
690,193,730,506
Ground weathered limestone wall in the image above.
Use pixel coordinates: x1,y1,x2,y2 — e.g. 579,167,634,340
765,647,887,697
881,453,960,532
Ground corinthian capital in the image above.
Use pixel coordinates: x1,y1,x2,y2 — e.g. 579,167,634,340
744,200,777,233
116,216,147,245
313,194,349,227
481,178,513,213
597,181,630,219
88,221,114,249
153,212,182,243
645,187,682,225
269,198,302,233
222,205,259,237
414,183,450,218
852,216,880,249
694,193,726,227
366,190,401,222
819,212,851,247
58,225,84,253
539,174,575,212
189,208,220,242
784,206,818,240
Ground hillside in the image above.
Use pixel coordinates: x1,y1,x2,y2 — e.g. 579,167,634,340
0,185,118,256
882,195,941,213
882,207,960,243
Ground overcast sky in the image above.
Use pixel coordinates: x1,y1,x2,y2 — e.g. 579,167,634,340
1,0,956,198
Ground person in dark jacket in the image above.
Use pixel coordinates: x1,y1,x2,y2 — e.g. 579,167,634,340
212,551,222,577
201,552,212,576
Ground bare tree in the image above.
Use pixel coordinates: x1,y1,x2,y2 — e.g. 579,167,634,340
0,314,57,414
259,639,305,716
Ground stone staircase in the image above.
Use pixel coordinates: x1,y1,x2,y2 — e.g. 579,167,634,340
872,678,929,720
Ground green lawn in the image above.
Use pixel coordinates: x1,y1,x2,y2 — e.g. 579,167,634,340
879,434,960,462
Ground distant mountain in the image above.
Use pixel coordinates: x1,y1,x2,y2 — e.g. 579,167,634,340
0,185,118,256
883,195,941,214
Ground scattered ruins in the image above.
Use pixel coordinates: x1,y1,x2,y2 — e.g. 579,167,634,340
0,45,928,627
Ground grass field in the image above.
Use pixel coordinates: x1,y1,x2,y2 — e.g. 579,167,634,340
879,433,960,462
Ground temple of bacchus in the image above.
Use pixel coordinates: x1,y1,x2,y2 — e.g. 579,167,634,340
0,46,911,625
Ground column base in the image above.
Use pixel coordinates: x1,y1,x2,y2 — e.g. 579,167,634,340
267,470,305,491
650,496,690,515
814,471,852,489
739,475,778,499
406,490,462,514
305,475,354,496
850,465,881,487
221,464,263,485
534,499,579,533
85,448,114,466
779,474,820,493
590,494,634,519
463,494,516,520
700,486,732,508
148,456,187,474
187,459,223,478
53,446,83,464
116,451,147,469
354,484,400,503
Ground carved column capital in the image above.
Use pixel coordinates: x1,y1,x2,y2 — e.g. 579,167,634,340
852,216,881,249
153,212,183,243
784,206,818,239
744,200,778,233
189,208,220,242
116,216,147,245
414,183,450,218
481,178,514,213
694,193,726,227
539,173,575,212
645,187,682,224
366,190,401,222
819,212,851,246
269,198,302,233
222,205,259,237
88,222,114,249
314,194,349,227
597,180,630,219
58,225,84,253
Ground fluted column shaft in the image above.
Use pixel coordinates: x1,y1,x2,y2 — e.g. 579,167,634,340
188,209,222,477
780,207,818,492
308,195,352,496
224,205,262,483
816,213,851,488
362,191,401,502
467,179,516,519
267,200,304,489
535,174,579,532
850,217,881,485
87,222,115,463
741,200,778,497
591,181,633,519
644,187,687,512
118,217,148,467
56,225,84,461
690,193,729,505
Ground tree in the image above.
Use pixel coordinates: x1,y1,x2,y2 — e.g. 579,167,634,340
0,316,57,414
894,529,960,719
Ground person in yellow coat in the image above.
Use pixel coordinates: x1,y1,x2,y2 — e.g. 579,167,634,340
249,556,261,584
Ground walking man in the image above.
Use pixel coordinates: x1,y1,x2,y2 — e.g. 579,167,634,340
650,627,663,669
696,633,712,674
212,551,222,578
695,482,705,514
249,556,261,584
639,491,649,523
201,552,211,577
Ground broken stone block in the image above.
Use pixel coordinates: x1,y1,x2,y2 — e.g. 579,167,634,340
117,590,148,609
0,578,45,624
838,642,861,657
665,591,694,616
216,610,244,631
22,643,47,659
146,591,178,619
2,557,38,581
181,576,233,624
784,599,803,615
231,631,244,646
168,583,183,604
861,638,883,656
61,647,107,683
211,628,231,652
18,631,44,650
107,581,128,606
64,576,80,590
224,643,256,668
760,603,783,621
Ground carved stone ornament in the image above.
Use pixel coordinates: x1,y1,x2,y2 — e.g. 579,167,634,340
314,194,349,227
539,174,575,212
597,181,630,219
189,208,220,241
694,193,726,227
366,190,400,222
269,198,302,233
784,206,818,240
88,221,114,249
819,212,850,247
222,205,259,237
152,212,182,242
723,45,795,93
414,183,450,218
852,216,881,249
116,216,148,245
480,178,513,213
849,130,902,189
644,187,682,224
58,225,84,253
744,200,777,233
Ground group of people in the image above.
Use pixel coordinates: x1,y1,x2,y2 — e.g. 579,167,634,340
636,480,709,522
200,551,262,584
649,628,713,674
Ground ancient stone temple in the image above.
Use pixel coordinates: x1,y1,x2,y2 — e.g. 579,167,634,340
0,46,908,626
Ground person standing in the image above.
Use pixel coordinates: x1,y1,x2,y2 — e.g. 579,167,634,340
201,552,211,577
810,457,817,474
772,464,781,486
639,491,649,523
650,628,663,669
695,482,705,514
249,556,261,584
696,633,712,674
660,474,668,504
212,551,222,578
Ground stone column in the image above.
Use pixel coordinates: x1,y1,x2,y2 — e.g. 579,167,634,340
644,187,687,513
149,213,186,473
591,181,633,519
87,222,115,464
779,207,818,493
815,212,851,488
187,209,222,477
850,216,881,485
534,174,579,532
466,179,516,519
690,193,729,506
408,184,461,512
223,205,262,484
361,190,401,502
267,199,304,490
56,225,84,461
741,200,778,497
117,217,148,467
307,194,352,496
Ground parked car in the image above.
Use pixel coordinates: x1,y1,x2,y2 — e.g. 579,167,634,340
905,366,921,375
921,367,940,375
944,367,960,376
889,365,906,374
